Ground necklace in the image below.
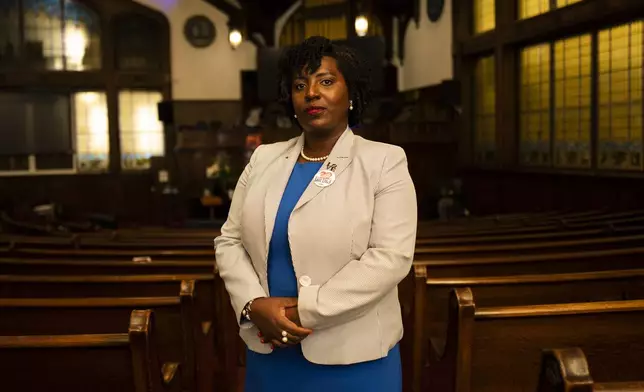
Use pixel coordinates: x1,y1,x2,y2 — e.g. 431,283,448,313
300,146,329,162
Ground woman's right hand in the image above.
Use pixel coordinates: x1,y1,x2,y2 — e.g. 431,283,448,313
250,297,312,348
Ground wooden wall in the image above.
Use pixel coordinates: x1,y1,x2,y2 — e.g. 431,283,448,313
0,173,160,223
459,168,644,215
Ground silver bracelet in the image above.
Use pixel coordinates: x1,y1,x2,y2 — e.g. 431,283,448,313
241,298,255,322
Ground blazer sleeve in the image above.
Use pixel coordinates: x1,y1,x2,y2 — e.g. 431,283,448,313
297,146,417,330
214,145,268,327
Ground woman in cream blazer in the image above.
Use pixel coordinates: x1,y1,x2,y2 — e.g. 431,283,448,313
214,36,417,391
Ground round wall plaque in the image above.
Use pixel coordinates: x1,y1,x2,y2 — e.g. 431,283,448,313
184,15,216,48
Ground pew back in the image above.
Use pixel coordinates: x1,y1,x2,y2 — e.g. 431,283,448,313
0,309,165,392
426,289,644,392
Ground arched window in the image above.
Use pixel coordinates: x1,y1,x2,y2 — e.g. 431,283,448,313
0,0,102,71
22,0,101,70
114,13,164,71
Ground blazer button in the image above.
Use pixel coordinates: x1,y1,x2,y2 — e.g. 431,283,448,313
299,275,311,287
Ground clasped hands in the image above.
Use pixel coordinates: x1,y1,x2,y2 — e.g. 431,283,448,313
250,297,313,349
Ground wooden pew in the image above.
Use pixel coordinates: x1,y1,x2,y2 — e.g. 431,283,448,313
5,219,644,265
0,247,216,260
538,347,644,392
0,272,234,392
0,257,213,275
416,224,644,246
407,267,644,392
418,211,644,239
424,288,644,392
0,309,166,392
414,231,644,259
0,273,224,392
3,211,644,255
415,246,644,278
0,282,201,392
0,262,249,392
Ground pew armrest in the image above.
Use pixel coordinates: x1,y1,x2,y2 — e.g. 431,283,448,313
162,362,180,385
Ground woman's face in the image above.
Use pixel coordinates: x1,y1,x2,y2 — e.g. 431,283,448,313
291,56,351,134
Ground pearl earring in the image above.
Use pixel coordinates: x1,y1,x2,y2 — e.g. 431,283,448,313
349,100,353,111
294,114,297,118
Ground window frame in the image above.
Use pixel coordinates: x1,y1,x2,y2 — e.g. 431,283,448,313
0,89,110,176
473,54,497,164
117,88,165,171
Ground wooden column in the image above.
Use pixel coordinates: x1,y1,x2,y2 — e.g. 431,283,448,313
453,0,475,166
103,13,121,174
495,0,518,167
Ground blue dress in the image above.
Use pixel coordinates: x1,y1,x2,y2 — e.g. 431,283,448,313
245,161,402,392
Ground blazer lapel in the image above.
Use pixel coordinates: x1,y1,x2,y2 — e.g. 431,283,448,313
263,135,304,253
293,128,355,212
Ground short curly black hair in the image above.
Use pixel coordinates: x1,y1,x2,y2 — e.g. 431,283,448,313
278,36,371,128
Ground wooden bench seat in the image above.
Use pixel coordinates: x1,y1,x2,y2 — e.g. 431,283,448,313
538,348,644,392
0,309,167,392
424,288,644,392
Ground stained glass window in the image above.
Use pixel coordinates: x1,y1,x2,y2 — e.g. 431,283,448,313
520,0,584,19
474,0,495,33
474,55,496,163
598,21,643,170
520,43,551,165
554,34,592,168
22,0,100,71
74,92,109,171
119,91,164,170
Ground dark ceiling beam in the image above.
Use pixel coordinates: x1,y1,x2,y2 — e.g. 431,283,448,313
371,0,417,64
218,0,297,47
301,3,347,20
202,0,241,20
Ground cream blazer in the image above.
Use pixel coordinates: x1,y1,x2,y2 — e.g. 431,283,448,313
213,128,417,365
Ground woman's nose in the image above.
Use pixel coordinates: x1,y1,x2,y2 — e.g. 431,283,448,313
305,84,320,100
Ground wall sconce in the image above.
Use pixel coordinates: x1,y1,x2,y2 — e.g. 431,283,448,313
229,29,243,49
354,15,369,37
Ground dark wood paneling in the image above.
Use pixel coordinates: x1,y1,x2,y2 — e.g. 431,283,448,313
460,168,644,215
0,173,159,224
171,100,245,199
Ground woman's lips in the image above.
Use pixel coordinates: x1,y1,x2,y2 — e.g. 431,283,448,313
306,108,326,116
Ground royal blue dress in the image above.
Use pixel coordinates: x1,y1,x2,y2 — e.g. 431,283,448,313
244,161,402,392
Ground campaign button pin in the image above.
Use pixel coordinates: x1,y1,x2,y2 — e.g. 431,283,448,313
313,169,336,188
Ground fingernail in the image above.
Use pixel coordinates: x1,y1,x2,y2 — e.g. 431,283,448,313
260,339,265,343
257,332,262,337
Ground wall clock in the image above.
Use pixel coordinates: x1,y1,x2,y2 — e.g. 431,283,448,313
427,0,445,22
184,15,216,48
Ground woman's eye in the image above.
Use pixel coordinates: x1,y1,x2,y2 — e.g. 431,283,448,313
295,83,306,91
321,79,333,86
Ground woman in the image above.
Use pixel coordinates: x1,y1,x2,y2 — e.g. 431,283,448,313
214,36,417,392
